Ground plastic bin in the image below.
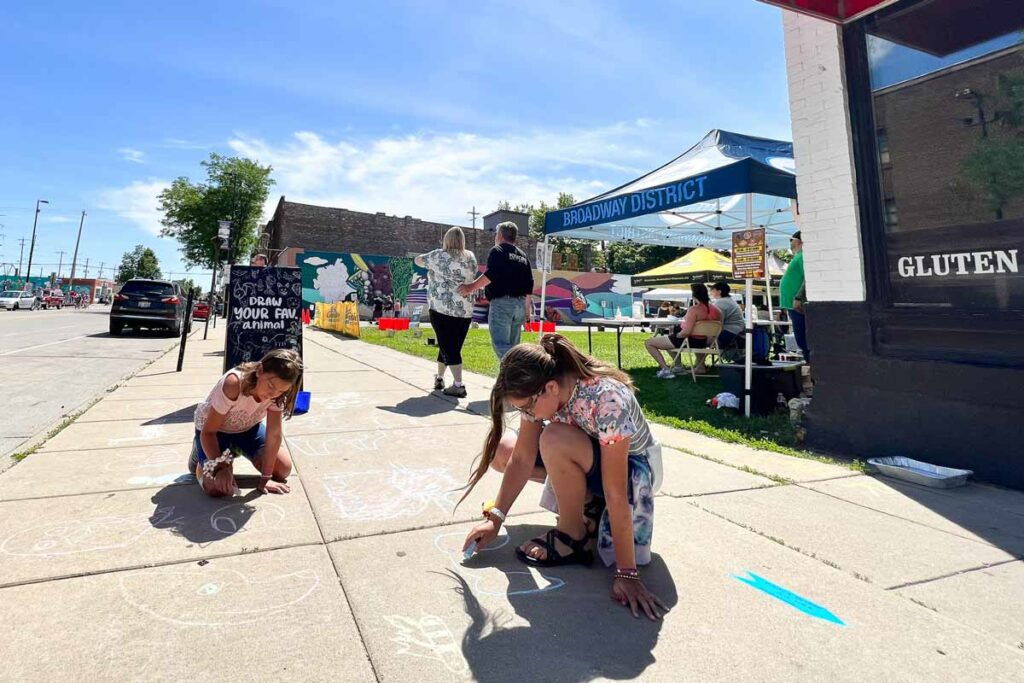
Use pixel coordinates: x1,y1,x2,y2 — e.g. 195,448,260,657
378,318,410,331
525,321,556,333
719,361,803,415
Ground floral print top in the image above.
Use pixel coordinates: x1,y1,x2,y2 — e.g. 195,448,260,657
528,376,656,456
530,376,664,567
420,248,478,318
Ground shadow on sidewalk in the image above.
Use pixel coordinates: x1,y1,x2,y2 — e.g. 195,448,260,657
378,394,463,418
143,404,199,425
450,523,677,683
149,483,264,545
850,476,1024,563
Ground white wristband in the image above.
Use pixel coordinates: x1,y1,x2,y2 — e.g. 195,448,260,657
487,507,507,523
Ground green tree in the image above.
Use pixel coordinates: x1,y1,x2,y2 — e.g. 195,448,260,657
158,153,275,269
958,73,1024,220
604,242,688,275
116,245,162,283
177,277,202,298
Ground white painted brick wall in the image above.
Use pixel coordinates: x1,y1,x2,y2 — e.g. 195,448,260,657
783,12,867,303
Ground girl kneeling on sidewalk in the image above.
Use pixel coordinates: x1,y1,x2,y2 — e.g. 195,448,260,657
461,333,668,619
190,348,303,497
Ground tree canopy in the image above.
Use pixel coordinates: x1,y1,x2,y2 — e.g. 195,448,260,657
116,245,162,283
158,153,275,269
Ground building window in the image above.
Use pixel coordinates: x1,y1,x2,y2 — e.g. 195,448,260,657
863,0,1024,312
883,198,899,229
876,128,890,166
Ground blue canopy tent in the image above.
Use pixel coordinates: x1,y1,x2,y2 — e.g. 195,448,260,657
542,129,799,416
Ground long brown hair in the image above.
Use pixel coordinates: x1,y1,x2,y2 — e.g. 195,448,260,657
457,333,632,507
236,348,304,419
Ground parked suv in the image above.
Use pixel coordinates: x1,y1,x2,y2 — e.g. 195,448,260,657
109,279,185,336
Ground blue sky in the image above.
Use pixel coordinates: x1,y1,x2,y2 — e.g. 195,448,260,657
0,0,792,281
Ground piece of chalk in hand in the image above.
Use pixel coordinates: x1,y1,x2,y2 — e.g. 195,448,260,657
463,540,478,561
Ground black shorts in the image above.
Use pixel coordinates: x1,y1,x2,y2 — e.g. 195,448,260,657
669,334,708,350
534,434,605,498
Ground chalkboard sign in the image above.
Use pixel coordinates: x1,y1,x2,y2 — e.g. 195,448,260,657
224,266,303,372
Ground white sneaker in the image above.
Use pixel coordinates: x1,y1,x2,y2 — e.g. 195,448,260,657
670,366,687,375
656,369,675,379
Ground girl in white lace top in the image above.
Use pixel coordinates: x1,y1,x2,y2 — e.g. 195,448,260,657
190,348,303,497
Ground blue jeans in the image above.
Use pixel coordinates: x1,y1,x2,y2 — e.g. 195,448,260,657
488,296,526,359
789,308,809,363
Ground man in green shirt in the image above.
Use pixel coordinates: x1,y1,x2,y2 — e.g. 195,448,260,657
779,231,808,362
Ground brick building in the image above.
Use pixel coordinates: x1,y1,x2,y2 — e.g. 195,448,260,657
769,0,1024,487
265,198,540,267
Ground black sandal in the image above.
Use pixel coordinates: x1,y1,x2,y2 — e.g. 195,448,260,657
583,496,606,540
515,528,593,568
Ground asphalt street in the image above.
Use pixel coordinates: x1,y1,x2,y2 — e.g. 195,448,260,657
0,306,188,459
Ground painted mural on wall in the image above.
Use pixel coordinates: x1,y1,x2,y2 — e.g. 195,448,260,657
299,250,633,323
299,251,429,316
535,270,634,323
0,276,50,292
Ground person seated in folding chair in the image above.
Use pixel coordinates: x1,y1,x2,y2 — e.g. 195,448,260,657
709,281,744,357
644,283,721,379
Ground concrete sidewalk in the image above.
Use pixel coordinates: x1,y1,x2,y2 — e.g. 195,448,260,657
2,325,1023,681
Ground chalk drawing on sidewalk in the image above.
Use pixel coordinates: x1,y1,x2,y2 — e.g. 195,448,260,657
119,567,320,627
108,425,183,446
0,506,183,557
209,501,286,534
433,531,566,597
384,612,470,677
126,473,195,486
103,446,184,472
733,571,846,626
322,464,460,521
287,429,389,460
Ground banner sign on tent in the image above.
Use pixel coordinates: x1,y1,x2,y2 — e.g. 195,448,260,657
224,266,303,372
732,229,767,279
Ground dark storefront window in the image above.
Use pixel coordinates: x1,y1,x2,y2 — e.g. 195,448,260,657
863,2,1024,312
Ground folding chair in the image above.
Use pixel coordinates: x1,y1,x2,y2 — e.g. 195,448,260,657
669,319,723,382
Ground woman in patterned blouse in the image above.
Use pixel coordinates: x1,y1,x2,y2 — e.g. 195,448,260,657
415,227,478,398
460,334,667,620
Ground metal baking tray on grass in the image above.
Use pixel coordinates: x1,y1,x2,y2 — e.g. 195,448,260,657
867,457,973,489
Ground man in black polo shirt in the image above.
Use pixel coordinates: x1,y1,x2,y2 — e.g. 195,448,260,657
458,221,534,359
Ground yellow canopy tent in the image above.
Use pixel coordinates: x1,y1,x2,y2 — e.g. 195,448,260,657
632,247,785,288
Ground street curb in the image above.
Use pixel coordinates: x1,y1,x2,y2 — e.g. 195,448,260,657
2,326,204,473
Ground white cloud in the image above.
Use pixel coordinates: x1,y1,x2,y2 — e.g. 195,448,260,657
118,147,146,164
227,120,691,225
162,138,211,150
44,214,76,224
98,179,169,235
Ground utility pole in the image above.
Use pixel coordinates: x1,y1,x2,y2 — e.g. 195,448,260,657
55,250,67,282
24,199,49,290
82,258,90,278
16,238,27,276
467,206,480,230
97,262,105,279
68,211,86,291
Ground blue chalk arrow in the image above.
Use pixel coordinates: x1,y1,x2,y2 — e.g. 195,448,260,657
733,571,846,626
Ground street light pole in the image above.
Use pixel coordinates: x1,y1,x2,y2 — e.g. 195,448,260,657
204,220,232,340
24,199,48,290
69,211,86,292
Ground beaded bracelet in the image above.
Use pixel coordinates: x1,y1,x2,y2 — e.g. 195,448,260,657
613,568,641,581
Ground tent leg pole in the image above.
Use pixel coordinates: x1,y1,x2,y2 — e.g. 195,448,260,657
539,235,549,327
745,192,754,418
745,277,753,418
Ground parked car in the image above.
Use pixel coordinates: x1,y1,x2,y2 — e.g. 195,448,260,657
1,290,40,311
193,301,210,320
109,279,185,336
41,289,65,309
